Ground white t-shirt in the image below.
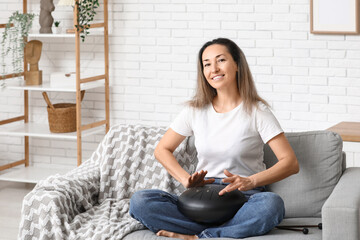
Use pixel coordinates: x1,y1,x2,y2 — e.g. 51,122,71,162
170,102,283,178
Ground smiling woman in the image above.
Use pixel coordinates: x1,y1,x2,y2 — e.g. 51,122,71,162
201,45,239,107
190,38,269,114
129,38,299,240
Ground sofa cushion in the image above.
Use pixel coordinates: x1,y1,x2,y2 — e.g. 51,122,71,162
123,217,323,240
264,131,344,218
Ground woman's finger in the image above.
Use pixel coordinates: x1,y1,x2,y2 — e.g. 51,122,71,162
222,170,236,183
189,171,204,186
193,171,202,181
194,171,206,187
199,170,207,180
198,170,207,179
219,183,238,195
189,172,199,184
223,169,233,177
222,175,236,183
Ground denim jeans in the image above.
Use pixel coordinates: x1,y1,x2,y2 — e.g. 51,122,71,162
129,178,285,239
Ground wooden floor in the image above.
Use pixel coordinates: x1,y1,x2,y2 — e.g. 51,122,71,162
0,181,35,240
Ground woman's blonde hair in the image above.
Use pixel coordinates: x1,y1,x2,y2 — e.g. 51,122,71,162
188,38,268,113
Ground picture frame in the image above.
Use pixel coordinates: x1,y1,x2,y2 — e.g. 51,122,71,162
310,0,360,34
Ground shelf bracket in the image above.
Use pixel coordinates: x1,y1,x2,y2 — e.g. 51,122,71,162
0,115,26,125
0,159,26,171
81,120,107,131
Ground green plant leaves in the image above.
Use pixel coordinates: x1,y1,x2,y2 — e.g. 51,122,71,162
1,11,35,81
75,0,99,42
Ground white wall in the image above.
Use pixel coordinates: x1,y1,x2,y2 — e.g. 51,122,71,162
0,0,359,169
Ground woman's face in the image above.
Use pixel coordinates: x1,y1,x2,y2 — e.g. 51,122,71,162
202,44,238,91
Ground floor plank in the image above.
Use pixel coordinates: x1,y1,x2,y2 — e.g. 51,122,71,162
0,181,35,240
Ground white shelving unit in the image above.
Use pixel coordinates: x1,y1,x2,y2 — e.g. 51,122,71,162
0,78,106,182
0,122,104,140
30,33,78,38
0,166,72,183
0,0,110,183
6,79,105,92
28,29,104,38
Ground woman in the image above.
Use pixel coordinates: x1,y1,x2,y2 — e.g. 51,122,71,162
130,38,299,239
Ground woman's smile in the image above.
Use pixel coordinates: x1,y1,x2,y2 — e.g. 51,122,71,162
212,74,225,81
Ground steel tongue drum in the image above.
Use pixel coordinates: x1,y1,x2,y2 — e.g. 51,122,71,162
177,184,247,224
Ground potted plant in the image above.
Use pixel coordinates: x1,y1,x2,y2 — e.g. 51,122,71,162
1,11,35,87
52,21,61,34
58,0,99,42
75,0,99,42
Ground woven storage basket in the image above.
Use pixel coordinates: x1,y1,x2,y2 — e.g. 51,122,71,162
42,91,85,133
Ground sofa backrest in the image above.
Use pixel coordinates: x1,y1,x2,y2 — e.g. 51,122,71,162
264,131,344,218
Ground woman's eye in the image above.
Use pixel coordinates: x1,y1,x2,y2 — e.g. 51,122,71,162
218,58,225,62
204,63,210,67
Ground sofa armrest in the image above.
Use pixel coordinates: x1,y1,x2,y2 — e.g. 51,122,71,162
322,167,360,240
19,159,100,239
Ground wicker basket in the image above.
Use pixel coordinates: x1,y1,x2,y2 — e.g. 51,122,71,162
42,91,85,133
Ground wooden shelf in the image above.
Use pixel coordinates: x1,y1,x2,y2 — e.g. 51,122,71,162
29,33,80,38
28,32,104,38
28,28,104,38
6,80,105,92
0,166,72,183
327,121,360,142
0,122,104,140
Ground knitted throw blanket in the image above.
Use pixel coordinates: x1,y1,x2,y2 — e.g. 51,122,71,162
19,125,198,240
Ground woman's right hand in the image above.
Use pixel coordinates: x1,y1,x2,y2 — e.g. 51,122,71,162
183,170,214,188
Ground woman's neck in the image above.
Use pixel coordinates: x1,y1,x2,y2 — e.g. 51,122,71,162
212,91,242,113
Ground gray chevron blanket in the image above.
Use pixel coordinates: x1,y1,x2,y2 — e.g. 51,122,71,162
19,125,198,240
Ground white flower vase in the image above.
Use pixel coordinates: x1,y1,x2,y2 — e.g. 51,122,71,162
52,27,62,34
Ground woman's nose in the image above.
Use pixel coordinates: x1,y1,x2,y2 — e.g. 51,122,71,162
211,63,219,73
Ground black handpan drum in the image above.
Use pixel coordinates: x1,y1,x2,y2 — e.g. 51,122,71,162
177,184,247,225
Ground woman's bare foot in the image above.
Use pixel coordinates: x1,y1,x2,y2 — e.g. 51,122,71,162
156,230,198,240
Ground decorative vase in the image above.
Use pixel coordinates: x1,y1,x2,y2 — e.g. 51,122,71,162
52,27,62,34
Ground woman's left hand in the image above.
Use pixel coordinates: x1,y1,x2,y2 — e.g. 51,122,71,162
219,169,256,195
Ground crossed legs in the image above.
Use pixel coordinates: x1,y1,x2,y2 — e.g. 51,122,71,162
129,188,284,239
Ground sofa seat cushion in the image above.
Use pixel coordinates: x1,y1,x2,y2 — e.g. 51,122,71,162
123,218,322,240
264,131,343,218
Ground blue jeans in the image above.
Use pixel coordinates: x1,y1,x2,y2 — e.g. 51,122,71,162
129,179,285,238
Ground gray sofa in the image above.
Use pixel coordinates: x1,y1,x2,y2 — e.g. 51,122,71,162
19,125,360,240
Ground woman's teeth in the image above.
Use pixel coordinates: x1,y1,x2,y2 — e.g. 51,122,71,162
213,75,224,81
